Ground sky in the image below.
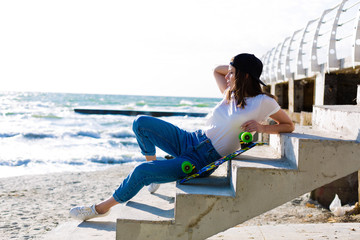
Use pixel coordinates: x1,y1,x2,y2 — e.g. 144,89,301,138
0,0,342,98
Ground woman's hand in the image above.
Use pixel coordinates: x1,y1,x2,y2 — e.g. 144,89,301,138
241,120,265,133
241,110,295,134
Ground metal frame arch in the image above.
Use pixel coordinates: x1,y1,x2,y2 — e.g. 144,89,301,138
297,18,319,76
267,47,277,83
261,50,272,83
270,43,282,83
286,28,304,78
328,0,348,71
277,37,291,81
311,8,334,73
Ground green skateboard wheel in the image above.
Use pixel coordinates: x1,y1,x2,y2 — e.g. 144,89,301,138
181,161,193,174
239,132,253,143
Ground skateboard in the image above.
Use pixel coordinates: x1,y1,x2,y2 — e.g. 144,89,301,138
180,132,265,184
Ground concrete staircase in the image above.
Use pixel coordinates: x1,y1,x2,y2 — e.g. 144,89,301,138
116,107,360,240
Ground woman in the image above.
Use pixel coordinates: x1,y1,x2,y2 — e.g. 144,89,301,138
69,53,294,220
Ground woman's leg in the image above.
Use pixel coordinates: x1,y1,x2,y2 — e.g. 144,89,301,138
133,116,195,193
133,115,189,192
112,157,189,203
132,115,194,158
94,155,188,214
145,155,156,161
95,196,118,214
94,157,187,214
70,158,188,220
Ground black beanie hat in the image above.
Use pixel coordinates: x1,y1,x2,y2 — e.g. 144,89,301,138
230,53,267,86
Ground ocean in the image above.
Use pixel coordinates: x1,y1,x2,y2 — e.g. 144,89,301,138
0,92,220,178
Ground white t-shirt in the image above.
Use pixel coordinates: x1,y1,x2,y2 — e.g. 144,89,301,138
204,94,280,156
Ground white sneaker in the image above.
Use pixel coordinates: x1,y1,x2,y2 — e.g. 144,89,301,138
69,204,110,221
147,183,160,194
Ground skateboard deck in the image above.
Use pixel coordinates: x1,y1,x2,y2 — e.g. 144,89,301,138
180,139,265,184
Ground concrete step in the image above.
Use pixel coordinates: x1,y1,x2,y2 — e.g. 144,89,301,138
230,144,296,195
269,125,360,168
44,218,116,240
232,158,295,170
115,182,175,225
293,125,356,140
44,182,176,240
234,144,281,160
312,105,360,140
176,176,234,197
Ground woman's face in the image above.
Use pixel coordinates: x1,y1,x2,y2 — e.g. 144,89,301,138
225,65,236,90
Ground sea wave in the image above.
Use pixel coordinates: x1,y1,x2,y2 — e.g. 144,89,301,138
89,156,143,164
2,130,137,140
0,133,19,138
107,139,138,148
32,114,62,119
136,100,146,106
4,112,27,116
23,133,56,139
109,129,134,138
194,103,211,108
119,140,138,147
179,100,194,106
64,160,85,166
0,159,32,167
76,131,101,139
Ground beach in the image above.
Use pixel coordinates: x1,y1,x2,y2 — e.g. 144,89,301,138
0,164,135,240
1,164,359,240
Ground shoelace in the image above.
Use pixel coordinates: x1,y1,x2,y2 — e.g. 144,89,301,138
77,207,94,216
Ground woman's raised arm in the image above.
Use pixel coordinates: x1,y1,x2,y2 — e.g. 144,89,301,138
213,65,229,94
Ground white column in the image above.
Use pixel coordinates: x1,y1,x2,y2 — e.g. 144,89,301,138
314,65,326,106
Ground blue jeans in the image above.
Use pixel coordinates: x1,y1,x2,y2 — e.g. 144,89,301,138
112,116,221,203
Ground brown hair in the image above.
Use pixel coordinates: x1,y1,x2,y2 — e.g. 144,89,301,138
226,69,276,108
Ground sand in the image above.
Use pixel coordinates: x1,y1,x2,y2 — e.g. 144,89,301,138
0,164,359,240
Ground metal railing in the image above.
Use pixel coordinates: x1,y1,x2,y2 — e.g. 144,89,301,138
261,0,360,84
